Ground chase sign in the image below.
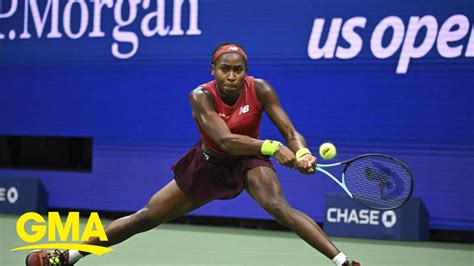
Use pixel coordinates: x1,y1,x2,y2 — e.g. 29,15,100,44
324,194,429,240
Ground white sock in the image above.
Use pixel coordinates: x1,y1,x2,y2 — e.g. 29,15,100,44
68,250,84,264
332,252,347,266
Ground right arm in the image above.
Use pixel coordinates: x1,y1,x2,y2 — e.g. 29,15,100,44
189,87,295,167
189,87,263,155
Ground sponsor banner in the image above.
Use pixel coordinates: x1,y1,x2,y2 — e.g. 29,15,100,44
324,193,429,240
0,176,48,214
0,0,472,73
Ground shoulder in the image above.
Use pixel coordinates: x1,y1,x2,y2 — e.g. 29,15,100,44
254,78,276,102
189,86,216,109
253,78,268,89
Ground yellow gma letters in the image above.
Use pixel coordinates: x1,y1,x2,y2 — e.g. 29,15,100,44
10,212,112,255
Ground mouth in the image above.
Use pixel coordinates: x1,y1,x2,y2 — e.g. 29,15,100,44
221,85,240,93
223,84,238,89
218,85,241,97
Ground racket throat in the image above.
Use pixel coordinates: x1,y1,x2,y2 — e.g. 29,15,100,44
316,166,353,198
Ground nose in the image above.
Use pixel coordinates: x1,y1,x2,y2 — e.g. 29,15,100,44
227,71,236,82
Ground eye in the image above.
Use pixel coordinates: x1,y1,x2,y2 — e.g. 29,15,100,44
234,66,243,73
220,66,230,72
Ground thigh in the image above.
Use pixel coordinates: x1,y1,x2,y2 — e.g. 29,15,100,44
244,166,287,204
144,180,211,223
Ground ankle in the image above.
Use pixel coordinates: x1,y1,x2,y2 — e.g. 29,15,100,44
68,250,84,264
332,252,347,266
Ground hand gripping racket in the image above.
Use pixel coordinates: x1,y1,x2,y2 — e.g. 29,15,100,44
314,154,414,210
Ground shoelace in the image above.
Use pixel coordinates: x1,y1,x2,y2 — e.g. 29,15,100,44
42,249,68,265
342,260,356,266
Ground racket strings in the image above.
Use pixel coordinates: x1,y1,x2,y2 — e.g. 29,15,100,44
344,156,412,209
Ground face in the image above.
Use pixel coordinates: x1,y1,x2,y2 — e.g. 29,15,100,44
211,53,247,97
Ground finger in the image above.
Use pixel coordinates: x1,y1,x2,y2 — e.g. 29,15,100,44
284,160,295,168
301,170,312,175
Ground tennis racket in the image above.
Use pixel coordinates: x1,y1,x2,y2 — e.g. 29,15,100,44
314,154,414,210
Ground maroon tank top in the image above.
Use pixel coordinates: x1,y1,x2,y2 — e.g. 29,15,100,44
197,76,263,155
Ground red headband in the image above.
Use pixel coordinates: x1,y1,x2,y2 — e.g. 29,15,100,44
212,44,248,63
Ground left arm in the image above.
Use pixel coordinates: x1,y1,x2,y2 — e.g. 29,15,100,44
255,78,315,173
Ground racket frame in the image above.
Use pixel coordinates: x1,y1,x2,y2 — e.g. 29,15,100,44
315,153,414,210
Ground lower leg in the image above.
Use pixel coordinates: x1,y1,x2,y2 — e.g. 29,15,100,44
80,208,155,254
269,204,340,259
244,167,350,264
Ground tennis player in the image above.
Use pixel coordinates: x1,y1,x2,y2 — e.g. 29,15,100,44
26,43,360,266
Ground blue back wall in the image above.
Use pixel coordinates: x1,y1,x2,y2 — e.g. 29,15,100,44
0,0,473,230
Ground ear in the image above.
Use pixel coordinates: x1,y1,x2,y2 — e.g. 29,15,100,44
211,64,215,76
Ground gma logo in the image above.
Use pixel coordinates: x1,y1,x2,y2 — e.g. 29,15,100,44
10,212,112,255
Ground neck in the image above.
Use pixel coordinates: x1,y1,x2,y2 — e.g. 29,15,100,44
216,85,242,106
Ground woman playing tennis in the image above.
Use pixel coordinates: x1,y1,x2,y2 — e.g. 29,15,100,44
26,43,360,266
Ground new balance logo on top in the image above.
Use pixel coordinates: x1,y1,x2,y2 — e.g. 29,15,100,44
239,105,250,115
228,46,239,51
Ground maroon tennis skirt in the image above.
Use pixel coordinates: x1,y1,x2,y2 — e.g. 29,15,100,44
172,141,275,200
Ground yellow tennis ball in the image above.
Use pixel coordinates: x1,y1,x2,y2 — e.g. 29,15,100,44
319,142,337,160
